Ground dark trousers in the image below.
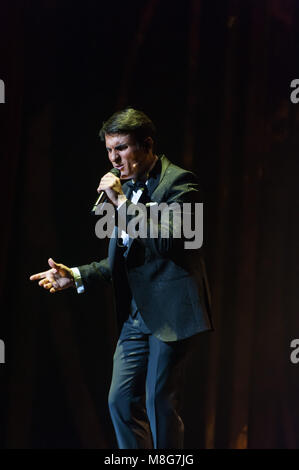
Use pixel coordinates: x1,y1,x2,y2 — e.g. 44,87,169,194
108,309,192,449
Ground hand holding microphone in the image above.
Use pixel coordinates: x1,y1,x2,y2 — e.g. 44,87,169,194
91,167,125,213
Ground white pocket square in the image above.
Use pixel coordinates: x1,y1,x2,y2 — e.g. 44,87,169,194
145,202,158,207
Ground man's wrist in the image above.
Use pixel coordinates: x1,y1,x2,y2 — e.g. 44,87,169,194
116,194,127,208
68,269,75,287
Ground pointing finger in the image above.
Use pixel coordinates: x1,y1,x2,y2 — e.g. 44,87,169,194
30,271,48,281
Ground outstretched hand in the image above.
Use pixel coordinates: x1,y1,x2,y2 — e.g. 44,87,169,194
29,258,75,293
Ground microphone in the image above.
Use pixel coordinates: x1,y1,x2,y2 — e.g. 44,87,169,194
91,167,121,213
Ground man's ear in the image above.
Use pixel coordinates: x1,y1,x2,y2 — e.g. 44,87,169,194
143,137,153,152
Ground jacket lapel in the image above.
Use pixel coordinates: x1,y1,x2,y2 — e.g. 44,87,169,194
150,154,171,202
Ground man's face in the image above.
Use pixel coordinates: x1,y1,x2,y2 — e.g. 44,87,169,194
105,133,148,180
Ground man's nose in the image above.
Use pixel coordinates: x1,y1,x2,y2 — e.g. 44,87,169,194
110,150,120,162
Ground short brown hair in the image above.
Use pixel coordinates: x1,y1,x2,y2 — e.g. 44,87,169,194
99,108,156,147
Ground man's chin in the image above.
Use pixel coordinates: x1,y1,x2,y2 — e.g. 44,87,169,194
121,172,136,180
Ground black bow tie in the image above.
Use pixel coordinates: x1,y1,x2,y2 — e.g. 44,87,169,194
126,179,147,191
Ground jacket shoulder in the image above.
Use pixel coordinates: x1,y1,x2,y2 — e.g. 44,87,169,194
154,155,199,203
160,155,198,184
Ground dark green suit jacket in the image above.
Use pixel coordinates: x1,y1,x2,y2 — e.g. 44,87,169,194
79,155,213,341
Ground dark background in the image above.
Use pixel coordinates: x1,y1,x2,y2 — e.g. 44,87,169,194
1,0,299,448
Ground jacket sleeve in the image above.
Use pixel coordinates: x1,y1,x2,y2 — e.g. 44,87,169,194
78,257,111,290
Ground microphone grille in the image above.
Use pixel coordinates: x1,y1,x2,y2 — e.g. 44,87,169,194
110,168,121,177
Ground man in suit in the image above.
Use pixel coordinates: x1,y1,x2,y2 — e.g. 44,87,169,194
30,108,212,449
